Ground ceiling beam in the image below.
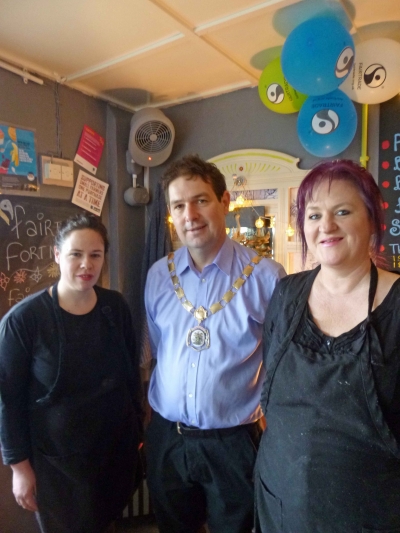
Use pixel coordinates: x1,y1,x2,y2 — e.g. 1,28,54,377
148,0,263,83
64,32,185,82
64,0,292,85
194,0,297,34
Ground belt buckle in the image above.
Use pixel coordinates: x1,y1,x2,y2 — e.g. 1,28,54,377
177,422,182,435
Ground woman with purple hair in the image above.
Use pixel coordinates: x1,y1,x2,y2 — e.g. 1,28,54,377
254,160,400,532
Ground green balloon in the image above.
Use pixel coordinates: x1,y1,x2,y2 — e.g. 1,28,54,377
258,57,307,114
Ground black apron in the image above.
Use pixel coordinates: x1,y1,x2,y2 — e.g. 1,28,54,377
30,284,138,533
255,264,400,533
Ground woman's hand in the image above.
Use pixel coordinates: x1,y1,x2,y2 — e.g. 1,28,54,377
11,459,38,512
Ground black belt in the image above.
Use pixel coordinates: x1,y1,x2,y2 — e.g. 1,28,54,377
176,420,258,438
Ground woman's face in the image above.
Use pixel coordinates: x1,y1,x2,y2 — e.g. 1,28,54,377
54,229,105,293
304,179,373,270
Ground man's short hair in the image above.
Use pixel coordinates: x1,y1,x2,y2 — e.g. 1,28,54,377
162,154,227,204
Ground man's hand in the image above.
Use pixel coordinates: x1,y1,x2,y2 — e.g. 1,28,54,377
11,459,38,512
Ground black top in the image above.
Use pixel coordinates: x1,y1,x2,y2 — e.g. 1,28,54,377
262,269,400,441
0,286,143,465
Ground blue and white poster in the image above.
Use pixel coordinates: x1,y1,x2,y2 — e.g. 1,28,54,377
0,124,38,193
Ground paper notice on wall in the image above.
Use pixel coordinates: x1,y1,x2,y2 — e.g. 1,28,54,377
74,125,105,175
71,170,109,216
0,123,38,193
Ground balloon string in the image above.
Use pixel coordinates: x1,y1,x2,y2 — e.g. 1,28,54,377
360,103,369,169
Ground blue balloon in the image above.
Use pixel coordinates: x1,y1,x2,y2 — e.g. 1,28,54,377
297,89,357,157
281,17,354,96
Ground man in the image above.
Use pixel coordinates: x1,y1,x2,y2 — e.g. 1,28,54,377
144,154,285,533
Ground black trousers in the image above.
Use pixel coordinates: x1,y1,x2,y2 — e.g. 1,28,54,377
145,412,262,533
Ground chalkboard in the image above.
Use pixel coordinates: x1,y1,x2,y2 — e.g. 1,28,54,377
0,196,81,318
378,94,400,272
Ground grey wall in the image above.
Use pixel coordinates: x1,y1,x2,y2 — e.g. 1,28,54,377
0,68,380,324
0,68,145,328
134,86,381,341
152,86,365,187
0,68,145,532
106,105,146,314
0,68,107,200
0,67,380,532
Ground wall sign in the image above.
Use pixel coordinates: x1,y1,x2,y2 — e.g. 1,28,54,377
71,169,109,215
378,94,400,272
0,196,81,318
0,123,38,193
74,125,105,175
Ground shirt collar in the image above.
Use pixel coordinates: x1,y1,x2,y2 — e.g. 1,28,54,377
174,236,234,277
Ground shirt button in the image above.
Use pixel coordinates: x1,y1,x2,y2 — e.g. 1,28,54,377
201,278,206,283
191,420,195,424
326,340,331,346
188,393,193,398
191,363,196,368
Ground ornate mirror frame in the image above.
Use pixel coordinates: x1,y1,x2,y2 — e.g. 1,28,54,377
208,149,311,273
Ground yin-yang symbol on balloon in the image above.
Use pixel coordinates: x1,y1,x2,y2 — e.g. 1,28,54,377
335,47,354,79
364,64,386,88
311,110,340,135
267,83,285,104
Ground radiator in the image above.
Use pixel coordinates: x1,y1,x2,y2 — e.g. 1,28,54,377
123,478,153,518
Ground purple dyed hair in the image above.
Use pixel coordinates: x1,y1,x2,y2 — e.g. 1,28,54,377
296,159,384,265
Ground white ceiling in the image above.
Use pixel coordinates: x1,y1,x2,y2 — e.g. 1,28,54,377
0,0,399,111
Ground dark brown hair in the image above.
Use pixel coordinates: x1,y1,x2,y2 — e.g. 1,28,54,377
161,154,227,204
54,211,109,253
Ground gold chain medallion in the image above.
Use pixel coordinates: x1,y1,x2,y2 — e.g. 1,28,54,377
168,252,262,351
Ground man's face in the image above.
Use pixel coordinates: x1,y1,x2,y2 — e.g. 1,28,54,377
168,175,230,264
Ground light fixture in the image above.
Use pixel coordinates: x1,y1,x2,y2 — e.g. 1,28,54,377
286,224,295,237
236,194,245,206
231,174,251,208
255,217,264,229
167,215,173,224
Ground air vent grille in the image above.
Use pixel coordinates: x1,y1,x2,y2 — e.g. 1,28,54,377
135,121,173,153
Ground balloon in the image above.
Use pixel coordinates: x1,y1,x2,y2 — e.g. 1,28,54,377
258,57,307,114
273,0,352,38
340,38,400,104
281,17,354,96
297,89,357,157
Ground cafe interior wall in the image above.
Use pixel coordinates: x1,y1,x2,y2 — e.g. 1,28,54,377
149,87,379,262
0,68,145,340
0,67,381,333
0,51,381,533
153,85,381,190
0,67,146,533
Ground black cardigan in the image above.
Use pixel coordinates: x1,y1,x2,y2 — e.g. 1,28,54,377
0,286,143,465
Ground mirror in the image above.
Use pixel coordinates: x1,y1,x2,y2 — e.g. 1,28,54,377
225,207,274,259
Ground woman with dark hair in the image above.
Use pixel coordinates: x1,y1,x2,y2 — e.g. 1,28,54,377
0,212,142,533
254,160,400,532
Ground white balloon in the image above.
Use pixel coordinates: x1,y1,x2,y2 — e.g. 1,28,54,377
340,38,400,104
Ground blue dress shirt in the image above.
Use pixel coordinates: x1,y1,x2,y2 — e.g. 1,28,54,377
145,237,286,429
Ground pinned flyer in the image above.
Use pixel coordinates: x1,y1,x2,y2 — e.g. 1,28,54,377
0,123,38,193
74,125,105,175
72,170,109,216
